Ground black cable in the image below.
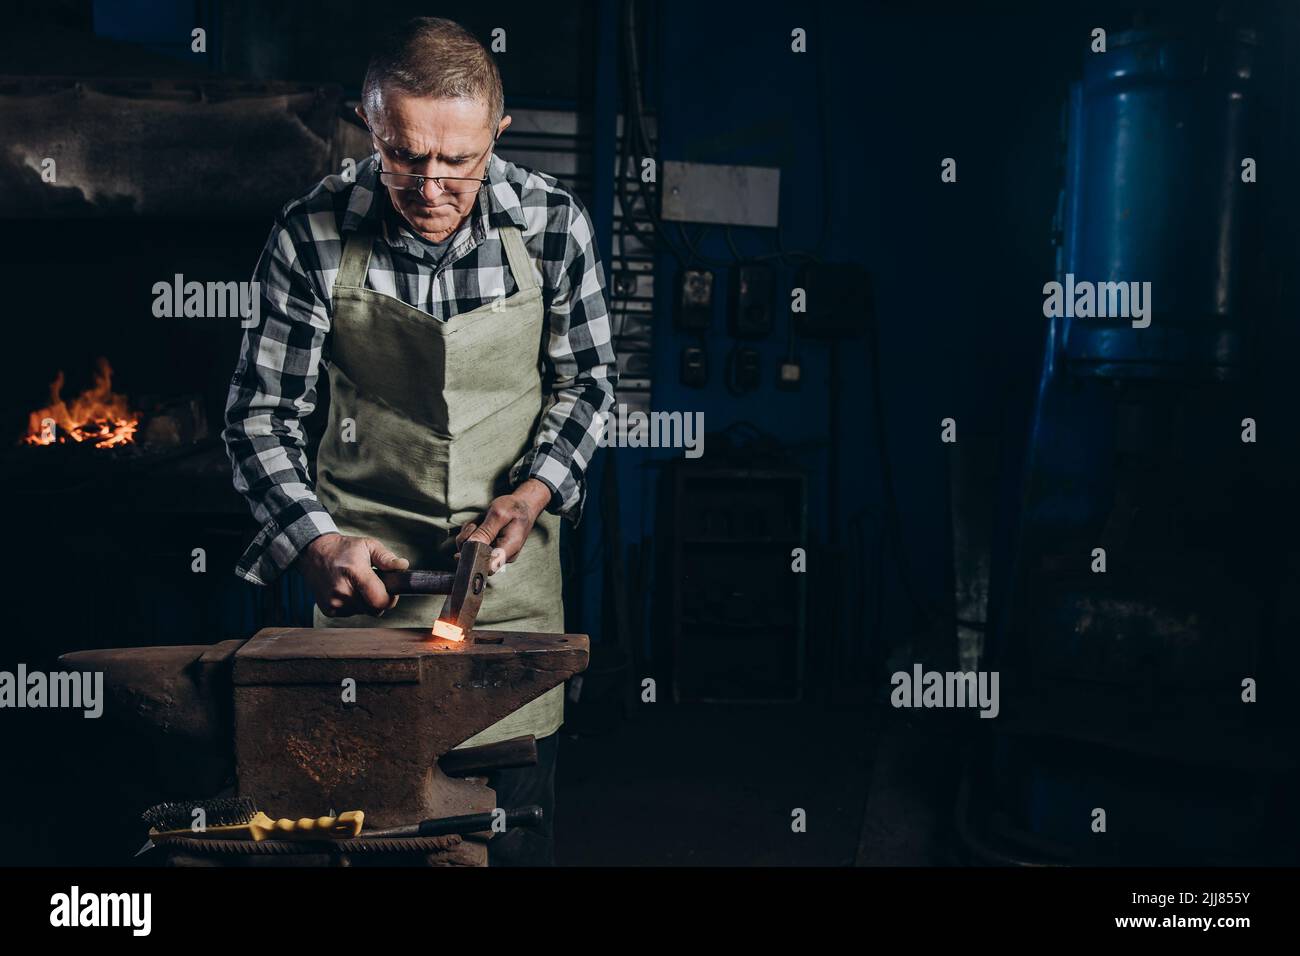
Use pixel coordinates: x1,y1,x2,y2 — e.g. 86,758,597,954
614,120,682,264
812,1,833,256
618,0,688,264
675,222,733,269
618,0,818,273
723,225,744,263
622,0,652,151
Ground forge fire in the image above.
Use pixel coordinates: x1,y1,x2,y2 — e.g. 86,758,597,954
22,357,139,448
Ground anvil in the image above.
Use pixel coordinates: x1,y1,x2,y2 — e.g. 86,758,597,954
60,626,588,865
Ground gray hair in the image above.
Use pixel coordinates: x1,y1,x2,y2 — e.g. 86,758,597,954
361,17,504,128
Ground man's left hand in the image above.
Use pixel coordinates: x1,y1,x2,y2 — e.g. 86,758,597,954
456,478,553,573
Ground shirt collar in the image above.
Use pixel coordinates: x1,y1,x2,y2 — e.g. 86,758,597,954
483,153,528,232
342,153,526,243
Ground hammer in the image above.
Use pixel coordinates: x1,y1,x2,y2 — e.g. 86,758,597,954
373,540,491,640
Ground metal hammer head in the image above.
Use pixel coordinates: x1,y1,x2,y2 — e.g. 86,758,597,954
435,540,490,639
375,541,493,639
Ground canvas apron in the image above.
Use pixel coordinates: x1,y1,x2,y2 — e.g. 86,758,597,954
313,221,565,749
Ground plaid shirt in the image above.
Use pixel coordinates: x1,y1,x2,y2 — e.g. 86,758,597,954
223,153,617,586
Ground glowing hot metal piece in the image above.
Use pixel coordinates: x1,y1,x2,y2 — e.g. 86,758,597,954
431,620,465,642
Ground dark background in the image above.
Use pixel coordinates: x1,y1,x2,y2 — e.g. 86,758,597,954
1,0,1296,867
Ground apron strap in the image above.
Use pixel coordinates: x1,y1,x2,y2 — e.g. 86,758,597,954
335,223,534,298
334,229,374,293
498,224,538,294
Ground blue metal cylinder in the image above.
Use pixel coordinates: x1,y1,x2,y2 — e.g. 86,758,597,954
1058,27,1259,380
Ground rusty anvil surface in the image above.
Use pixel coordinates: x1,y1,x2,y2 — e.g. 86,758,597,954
61,627,588,866
234,628,588,828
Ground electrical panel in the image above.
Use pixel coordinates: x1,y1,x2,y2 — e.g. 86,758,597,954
728,263,775,338
676,269,714,331
680,346,708,387
726,346,761,394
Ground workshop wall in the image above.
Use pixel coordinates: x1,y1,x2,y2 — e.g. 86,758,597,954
614,1,1166,683
592,0,1287,697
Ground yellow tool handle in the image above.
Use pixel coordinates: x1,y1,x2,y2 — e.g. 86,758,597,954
151,812,277,842
249,810,365,842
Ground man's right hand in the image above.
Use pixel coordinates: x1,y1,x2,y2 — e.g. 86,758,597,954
296,533,409,617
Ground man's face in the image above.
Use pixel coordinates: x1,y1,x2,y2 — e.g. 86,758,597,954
359,92,508,244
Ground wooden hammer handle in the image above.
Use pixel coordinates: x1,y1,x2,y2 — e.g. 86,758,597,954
374,569,456,594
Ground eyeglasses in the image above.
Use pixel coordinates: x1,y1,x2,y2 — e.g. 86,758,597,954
376,167,489,195
367,122,498,196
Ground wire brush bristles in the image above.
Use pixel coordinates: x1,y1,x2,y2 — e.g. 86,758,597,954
141,795,258,832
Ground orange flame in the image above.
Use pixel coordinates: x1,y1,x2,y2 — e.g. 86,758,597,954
23,358,140,449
